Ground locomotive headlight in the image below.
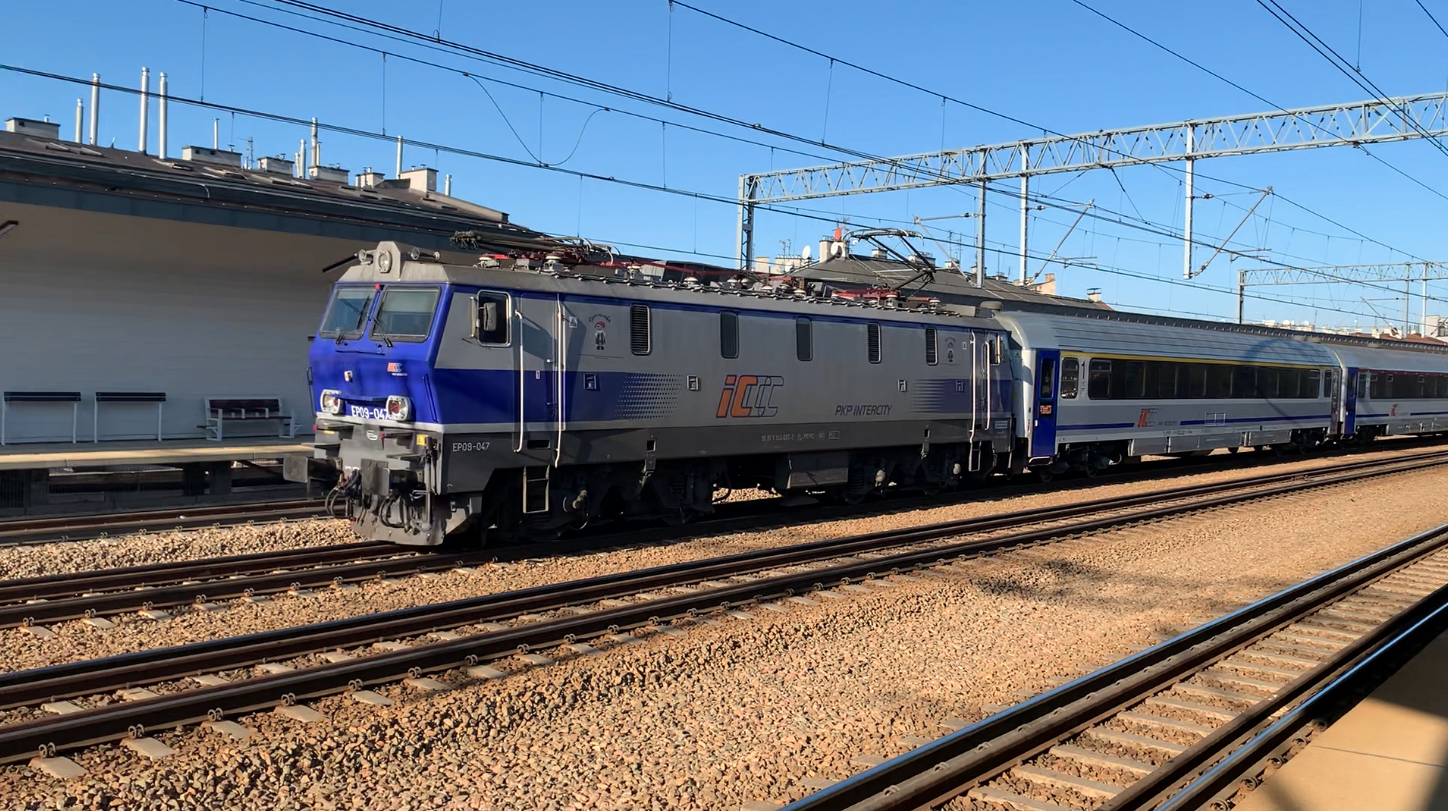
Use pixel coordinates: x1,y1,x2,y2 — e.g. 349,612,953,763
377,251,393,273
319,389,343,415
386,394,412,421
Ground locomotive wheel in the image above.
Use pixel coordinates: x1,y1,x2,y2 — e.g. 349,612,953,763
1034,468,1055,483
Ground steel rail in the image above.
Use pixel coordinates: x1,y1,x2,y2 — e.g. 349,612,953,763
1112,585,1448,811
0,499,328,546
2,450,1440,631
0,455,1440,761
0,541,399,604
780,528,1448,811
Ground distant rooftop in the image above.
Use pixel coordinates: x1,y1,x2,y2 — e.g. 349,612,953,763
0,128,556,254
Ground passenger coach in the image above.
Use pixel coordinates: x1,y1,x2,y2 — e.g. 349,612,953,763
994,312,1343,476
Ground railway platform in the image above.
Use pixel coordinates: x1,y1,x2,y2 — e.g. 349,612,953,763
0,436,310,471
1233,626,1448,811
0,437,313,516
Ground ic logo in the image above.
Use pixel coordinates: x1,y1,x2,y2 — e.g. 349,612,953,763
716,375,784,418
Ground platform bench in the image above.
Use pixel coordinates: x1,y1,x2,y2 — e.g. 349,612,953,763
1,391,82,445
94,392,166,442
202,398,295,442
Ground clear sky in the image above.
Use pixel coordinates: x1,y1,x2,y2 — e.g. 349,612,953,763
6,0,1448,330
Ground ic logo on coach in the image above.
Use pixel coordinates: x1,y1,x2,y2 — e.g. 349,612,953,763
716,375,784,418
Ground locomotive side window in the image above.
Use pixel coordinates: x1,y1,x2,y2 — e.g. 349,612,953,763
796,318,813,362
630,305,651,355
925,328,938,365
720,311,739,359
474,292,510,344
319,286,375,340
1087,359,1112,399
1059,358,1079,399
370,286,440,342
867,323,882,364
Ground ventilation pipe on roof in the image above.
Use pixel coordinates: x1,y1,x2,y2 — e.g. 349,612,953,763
444,173,452,196
87,73,99,146
310,118,320,169
212,119,218,150
137,67,149,154
73,99,82,144
395,135,403,179
297,139,306,178
157,73,168,159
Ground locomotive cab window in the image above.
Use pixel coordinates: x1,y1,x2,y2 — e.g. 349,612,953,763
1060,358,1079,399
319,286,376,340
370,286,440,342
720,311,739,359
796,317,813,362
630,305,651,355
474,292,510,344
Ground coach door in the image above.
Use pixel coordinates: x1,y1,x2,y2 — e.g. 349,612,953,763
1344,368,1359,436
1030,349,1060,459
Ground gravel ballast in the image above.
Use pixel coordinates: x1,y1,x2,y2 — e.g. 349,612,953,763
0,464,1445,809
0,445,1436,676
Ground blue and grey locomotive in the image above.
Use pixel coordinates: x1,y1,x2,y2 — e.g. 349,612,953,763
294,242,1014,546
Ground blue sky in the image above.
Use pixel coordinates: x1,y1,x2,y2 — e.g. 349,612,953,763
7,0,1448,329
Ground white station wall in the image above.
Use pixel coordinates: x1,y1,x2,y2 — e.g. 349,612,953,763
0,202,356,443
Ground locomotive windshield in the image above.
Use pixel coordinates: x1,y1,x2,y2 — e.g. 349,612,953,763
318,286,375,340
370,286,441,342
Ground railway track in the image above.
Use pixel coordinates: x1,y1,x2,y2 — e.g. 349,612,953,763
0,499,328,547
781,531,1448,811
0,448,1443,768
1,438,1438,553
0,448,1442,630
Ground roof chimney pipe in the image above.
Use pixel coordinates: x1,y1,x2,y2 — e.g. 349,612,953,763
395,135,403,179
73,99,82,144
137,67,149,154
212,118,219,150
157,72,168,159
297,138,306,178
444,173,452,196
87,73,100,146
310,118,320,169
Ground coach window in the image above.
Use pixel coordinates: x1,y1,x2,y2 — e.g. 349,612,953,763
630,304,651,355
1228,366,1253,399
925,328,939,366
1186,364,1208,398
1060,358,1079,398
1087,359,1112,399
1119,360,1146,399
720,311,739,359
474,292,510,344
1371,373,1387,399
1257,368,1279,399
796,317,813,362
1358,372,1370,399
1309,369,1323,399
867,323,882,363
1038,357,1056,399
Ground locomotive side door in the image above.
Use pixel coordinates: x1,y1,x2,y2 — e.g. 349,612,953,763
514,295,562,513
1029,349,1060,459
